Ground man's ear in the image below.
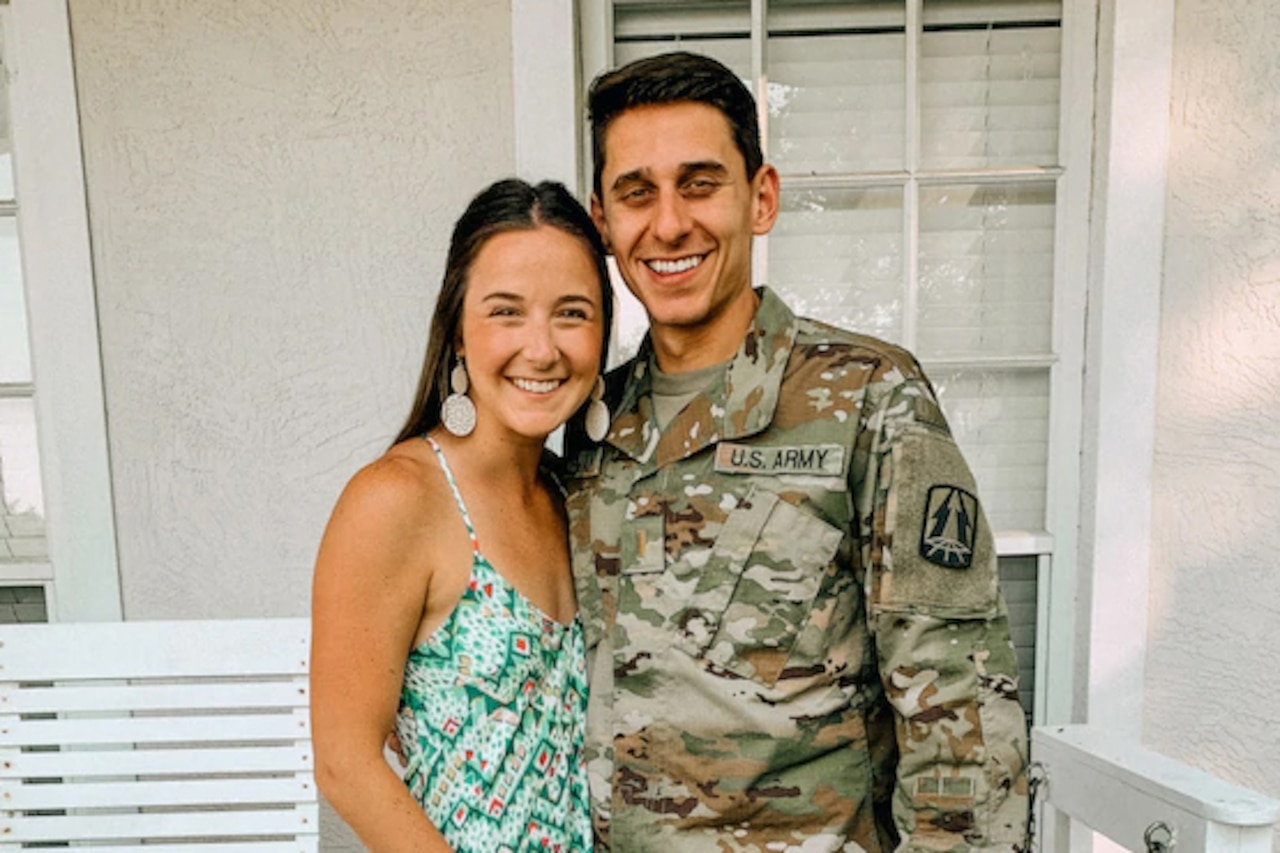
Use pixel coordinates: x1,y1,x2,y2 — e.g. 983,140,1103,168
751,164,781,236
590,194,612,252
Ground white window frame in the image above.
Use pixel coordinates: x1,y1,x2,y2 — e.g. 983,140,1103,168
5,0,120,621
516,0,1169,735
522,0,1091,728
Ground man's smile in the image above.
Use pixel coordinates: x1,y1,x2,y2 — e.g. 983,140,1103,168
645,254,706,275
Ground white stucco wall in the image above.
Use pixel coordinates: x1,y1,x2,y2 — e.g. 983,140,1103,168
70,0,515,621
1146,0,1280,822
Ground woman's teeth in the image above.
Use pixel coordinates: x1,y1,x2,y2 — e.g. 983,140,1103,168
512,378,560,393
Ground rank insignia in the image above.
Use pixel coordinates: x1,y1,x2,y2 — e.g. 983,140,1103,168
919,485,978,569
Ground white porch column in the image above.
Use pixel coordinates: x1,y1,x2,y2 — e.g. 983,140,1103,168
1077,0,1175,737
511,0,579,190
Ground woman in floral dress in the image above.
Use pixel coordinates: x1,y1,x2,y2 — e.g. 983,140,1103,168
311,178,612,852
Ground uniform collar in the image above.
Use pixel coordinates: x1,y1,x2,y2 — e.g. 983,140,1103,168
605,287,797,468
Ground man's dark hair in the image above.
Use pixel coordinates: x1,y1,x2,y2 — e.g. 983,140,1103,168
588,51,763,198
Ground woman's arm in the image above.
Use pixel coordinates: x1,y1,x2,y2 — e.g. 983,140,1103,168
310,457,455,853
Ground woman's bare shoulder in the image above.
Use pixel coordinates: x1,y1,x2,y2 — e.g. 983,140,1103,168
327,439,447,544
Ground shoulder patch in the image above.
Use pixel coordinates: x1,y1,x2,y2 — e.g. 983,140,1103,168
919,485,978,569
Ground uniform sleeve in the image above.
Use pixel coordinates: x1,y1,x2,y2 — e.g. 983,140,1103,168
856,376,1029,853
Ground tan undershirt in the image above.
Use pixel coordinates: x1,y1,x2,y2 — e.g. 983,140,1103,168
650,359,729,430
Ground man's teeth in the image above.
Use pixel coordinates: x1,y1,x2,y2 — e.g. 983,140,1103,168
513,378,561,394
648,256,703,274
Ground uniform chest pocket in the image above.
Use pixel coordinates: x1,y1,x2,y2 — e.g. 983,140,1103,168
669,487,844,686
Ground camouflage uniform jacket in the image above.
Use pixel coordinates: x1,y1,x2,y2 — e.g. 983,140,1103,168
562,288,1028,853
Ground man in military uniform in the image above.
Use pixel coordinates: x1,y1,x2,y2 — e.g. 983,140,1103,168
563,51,1029,852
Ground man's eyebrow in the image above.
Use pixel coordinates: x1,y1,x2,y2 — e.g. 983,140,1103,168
678,160,730,178
609,161,730,192
609,168,651,191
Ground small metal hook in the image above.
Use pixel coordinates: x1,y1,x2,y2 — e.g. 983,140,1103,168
1144,820,1176,853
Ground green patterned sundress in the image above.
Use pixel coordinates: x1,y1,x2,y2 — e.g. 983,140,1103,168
394,437,591,852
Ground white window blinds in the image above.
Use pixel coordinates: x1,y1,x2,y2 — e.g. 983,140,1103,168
608,0,1064,538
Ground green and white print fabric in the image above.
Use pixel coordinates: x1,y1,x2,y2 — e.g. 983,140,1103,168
394,437,591,853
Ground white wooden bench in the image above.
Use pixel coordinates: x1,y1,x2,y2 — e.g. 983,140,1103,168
0,618,317,851
7,619,1277,853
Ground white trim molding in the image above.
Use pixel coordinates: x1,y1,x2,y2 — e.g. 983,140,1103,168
1078,0,1175,736
6,0,121,621
1037,0,1100,729
511,0,580,190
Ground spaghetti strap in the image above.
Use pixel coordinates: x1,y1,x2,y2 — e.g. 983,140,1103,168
425,436,480,556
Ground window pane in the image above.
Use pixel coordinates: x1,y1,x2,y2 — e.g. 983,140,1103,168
928,367,1048,531
0,217,31,384
0,585,47,623
0,398,46,562
998,554,1037,722
614,2,751,76
615,38,752,76
918,181,1055,359
920,12,1061,169
0,11,14,203
770,186,903,341
767,25,905,173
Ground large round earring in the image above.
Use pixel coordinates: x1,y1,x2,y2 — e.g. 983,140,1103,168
585,375,610,443
441,359,476,437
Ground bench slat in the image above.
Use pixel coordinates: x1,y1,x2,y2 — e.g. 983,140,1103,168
31,840,316,845
1,680,308,714
0,710,310,747
2,745,313,777
0,619,309,680
0,776,315,809
43,840,316,845
0,804,319,843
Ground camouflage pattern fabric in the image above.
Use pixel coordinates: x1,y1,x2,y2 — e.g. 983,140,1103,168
562,288,1028,853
